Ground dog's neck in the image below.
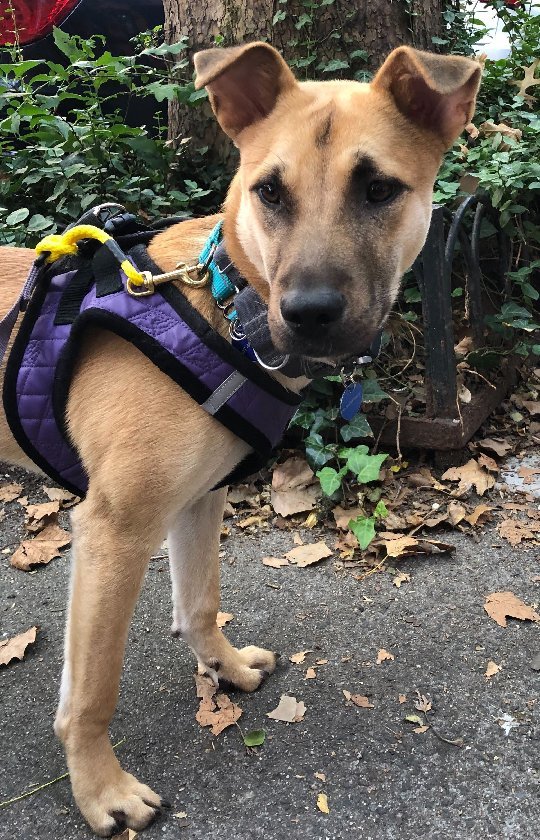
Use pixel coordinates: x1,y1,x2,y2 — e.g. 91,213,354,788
147,210,310,395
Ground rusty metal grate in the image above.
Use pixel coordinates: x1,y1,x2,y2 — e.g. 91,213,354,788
371,198,517,450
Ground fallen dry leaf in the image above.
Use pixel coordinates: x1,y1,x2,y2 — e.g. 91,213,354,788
267,694,306,723
194,673,217,702
343,690,374,709
485,660,502,681
478,120,522,149
216,611,234,628
522,400,540,416
227,484,259,506
398,694,407,704
314,772,326,782
305,667,317,679
262,556,289,568
114,830,138,840
414,725,430,734
24,500,61,533
393,571,411,588
376,649,395,665
289,650,311,664
196,692,242,736
414,691,432,713
0,626,38,666
272,456,314,491
317,793,329,814
484,591,540,628
285,541,332,568
477,438,512,458
442,459,496,496
332,505,365,530
10,523,71,571
0,482,23,503
381,535,419,557
42,486,78,507
517,465,540,485
447,501,467,526
497,518,539,547
465,504,494,526
270,487,318,517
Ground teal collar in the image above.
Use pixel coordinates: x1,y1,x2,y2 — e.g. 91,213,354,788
199,221,244,316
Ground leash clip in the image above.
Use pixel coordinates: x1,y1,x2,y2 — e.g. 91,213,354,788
126,263,211,297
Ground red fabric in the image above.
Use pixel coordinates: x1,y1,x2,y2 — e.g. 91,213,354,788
0,0,80,46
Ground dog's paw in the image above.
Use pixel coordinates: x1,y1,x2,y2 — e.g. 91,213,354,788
201,645,277,693
75,769,164,837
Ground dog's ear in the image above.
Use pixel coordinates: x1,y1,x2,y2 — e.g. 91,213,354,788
193,42,296,141
372,46,481,148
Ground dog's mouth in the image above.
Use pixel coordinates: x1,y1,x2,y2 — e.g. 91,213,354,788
269,320,379,364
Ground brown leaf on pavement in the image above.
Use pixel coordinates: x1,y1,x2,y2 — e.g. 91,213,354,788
0,482,23,503
0,626,38,666
194,674,217,702
332,505,365,530
289,650,311,664
484,591,540,628
465,504,494,526
317,793,330,814
484,661,502,681
285,541,332,568
442,459,496,496
262,556,289,568
195,692,242,736
376,648,395,665
267,694,306,723
272,457,314,491
42,486,78,507
522,400,540,416
24,500,61,533
270,486,318,517
343,690,374,708
477,438,512,458
305,667,317,679
114,829,138,840
497,518,540,546
393,571,411,588
381,535,419,557
10,523,71,571
447,501,467,526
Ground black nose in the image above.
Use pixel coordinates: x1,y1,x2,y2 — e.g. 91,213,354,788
280,288,346,337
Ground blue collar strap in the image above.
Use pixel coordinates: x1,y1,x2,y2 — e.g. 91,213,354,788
199,221,246,313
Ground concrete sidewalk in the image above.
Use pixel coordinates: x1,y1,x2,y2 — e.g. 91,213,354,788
1,466,539,840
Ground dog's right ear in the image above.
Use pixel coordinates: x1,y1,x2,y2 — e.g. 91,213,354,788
193,42,296,142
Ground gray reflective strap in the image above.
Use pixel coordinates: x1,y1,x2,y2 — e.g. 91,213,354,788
0,261,42,364
201,370,247,415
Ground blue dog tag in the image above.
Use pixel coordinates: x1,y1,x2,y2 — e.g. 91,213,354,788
340,381,363,420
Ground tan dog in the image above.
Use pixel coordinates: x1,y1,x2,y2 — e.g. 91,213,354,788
0,43,480,835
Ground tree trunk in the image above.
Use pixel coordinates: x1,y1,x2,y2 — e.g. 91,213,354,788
163,0,444,167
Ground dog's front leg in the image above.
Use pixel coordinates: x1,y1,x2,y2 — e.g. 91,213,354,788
169,488,276,691
54,491,165,837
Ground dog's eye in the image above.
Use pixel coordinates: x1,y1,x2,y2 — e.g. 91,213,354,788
258,182,281,206
367,180,397,204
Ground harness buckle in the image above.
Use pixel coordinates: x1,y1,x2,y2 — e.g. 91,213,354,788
126,263,211,297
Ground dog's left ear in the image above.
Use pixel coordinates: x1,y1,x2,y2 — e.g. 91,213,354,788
194,42,297,143
372,46,481,148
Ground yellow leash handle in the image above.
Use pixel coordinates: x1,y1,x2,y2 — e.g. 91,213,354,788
35,225,146,287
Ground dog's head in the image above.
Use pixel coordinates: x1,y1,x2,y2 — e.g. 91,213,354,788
194,43,481,361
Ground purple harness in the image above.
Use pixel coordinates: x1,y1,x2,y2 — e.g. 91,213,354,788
3,244,301,496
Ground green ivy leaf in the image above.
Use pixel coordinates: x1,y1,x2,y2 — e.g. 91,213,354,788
348,516,376,550
317,466,345,497
340,413,373,442
374,500,388,519
243,729,266,747
322,59,349,73
346,450,387,483
305,434,335,470
6,208,29,225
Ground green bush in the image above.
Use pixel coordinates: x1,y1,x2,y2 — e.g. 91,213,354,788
0,27,213,246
